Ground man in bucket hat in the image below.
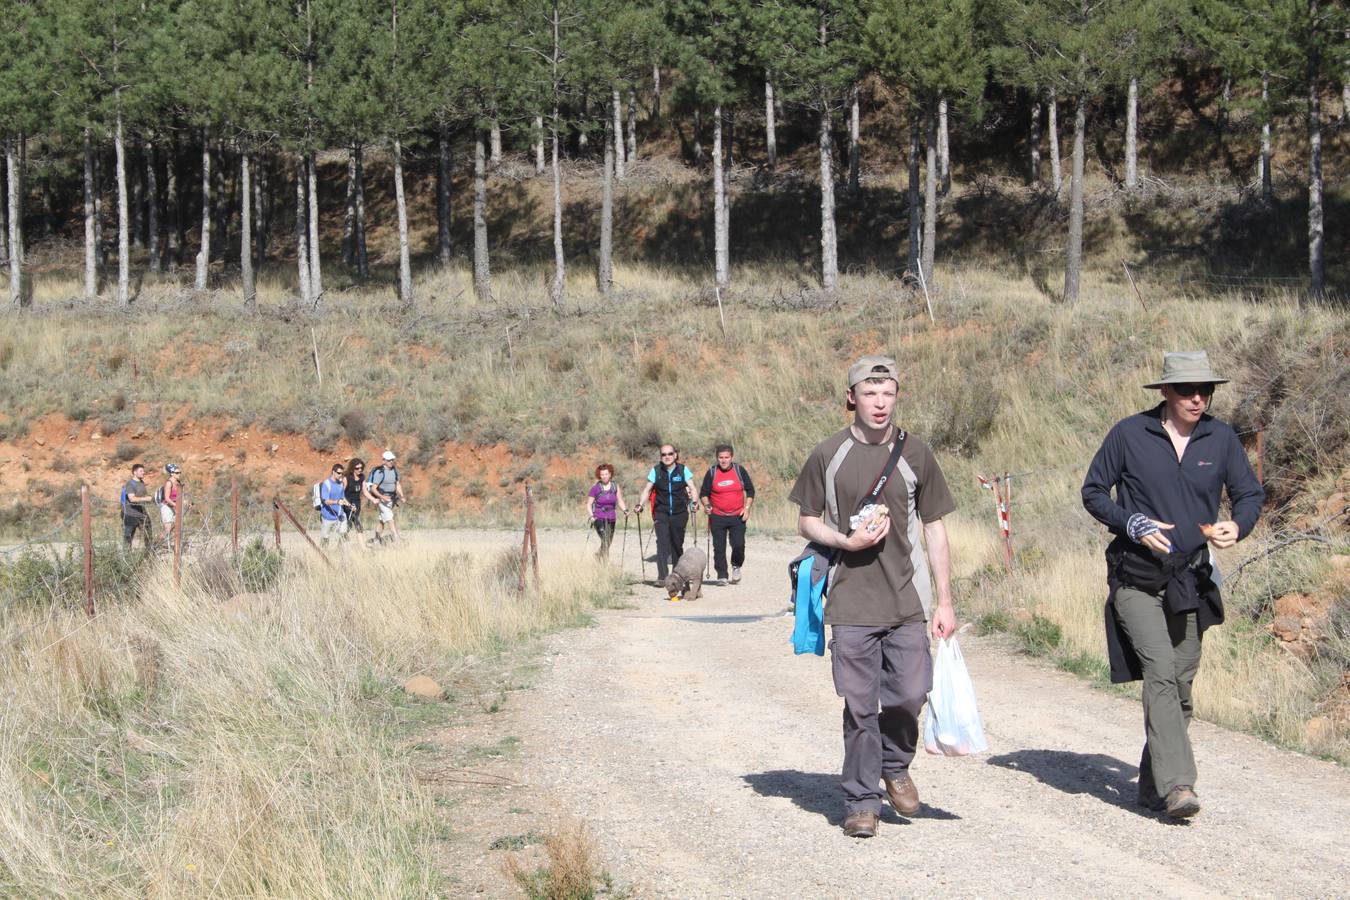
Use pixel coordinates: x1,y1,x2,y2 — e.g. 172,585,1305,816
1082,350,1263,819
788,355,958,838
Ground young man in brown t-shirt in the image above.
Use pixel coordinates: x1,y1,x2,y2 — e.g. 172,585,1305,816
788,355,957,838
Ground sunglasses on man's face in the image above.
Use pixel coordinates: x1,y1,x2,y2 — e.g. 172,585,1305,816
1171,383,1215,398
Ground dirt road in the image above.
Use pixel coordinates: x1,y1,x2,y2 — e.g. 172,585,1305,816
435,528,1350,898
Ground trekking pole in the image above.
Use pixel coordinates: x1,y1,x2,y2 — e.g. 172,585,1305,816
584,516,594,555
635,509,647,582
620,512,629,572
705,515,712,580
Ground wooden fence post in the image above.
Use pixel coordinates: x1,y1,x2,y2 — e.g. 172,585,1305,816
173,485,184,588
518,484,539,593
231,475,240,556
273,497,333,568
274,503,282,550
529,486,540,584
82,484,94,617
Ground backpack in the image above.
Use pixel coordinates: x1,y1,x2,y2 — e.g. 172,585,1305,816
788,430,907,651
119,486,128,513
369,465,400,503
154,485,166,506
312,481,323,511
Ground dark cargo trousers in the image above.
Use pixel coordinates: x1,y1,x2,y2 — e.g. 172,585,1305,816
709,513,746,579
1113,585,1201,800
652,509,688,581
830,622,933,815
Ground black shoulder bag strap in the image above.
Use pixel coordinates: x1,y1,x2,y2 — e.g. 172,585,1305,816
846,428,907,534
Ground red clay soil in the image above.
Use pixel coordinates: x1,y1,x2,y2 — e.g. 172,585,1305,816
0,413,600,520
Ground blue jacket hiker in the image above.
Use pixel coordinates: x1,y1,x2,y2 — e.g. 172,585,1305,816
638,444,696,582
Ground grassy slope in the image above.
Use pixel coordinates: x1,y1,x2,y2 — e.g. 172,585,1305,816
0,540,623,896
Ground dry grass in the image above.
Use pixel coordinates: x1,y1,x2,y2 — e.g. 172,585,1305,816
502,816,607,900
0,538,622,896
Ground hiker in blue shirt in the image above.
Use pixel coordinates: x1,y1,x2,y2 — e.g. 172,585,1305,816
319,463,351,545
638,444,696,583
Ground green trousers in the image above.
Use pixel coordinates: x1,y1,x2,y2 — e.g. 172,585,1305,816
1113,584,1201,799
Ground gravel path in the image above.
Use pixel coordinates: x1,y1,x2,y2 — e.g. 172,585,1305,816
434,528,1350,898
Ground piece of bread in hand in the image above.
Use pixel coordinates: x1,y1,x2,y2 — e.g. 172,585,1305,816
863,504,890,532
1199,523,1216,540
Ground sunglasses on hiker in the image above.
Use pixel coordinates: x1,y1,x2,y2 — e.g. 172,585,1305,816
1171,383,1215,398
660,451,676,458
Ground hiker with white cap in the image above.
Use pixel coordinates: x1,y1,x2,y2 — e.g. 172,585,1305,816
363,450,405,544
1082,350,1264,820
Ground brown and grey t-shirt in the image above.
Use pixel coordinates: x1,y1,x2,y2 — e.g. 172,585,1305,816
788,425,955,626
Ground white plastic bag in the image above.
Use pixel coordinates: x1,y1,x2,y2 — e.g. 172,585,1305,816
923,636,989,756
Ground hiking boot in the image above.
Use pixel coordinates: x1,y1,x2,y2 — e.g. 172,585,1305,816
730,566,742,584
842,810,878,838
883,772,921,816
1164,786,1200,819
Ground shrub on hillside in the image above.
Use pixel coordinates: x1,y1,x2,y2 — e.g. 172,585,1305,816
1226,318,1350,510
0,543,150,612
339,409,370,444
240,539,284,593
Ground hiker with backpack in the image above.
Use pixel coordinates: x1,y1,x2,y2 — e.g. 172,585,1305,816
317,462,351,545
699,444,756,585
788,355,958,839
585,463,629,561
363,450,404,544
638,444,696,584
158,463,182,551
121,463,154,550
343,458,366,534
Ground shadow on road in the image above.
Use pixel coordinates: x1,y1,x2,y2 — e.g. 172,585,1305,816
986,750,1163,820
743,770,962,827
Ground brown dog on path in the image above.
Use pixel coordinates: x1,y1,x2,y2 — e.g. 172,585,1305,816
663,547,707,601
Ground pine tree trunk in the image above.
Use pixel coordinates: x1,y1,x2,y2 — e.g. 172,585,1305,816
1030,99,1042,187
393,138,413,307
147,142,161,274
166,134,181,269
938,96,950,197
923,104,937,288
713,104,729,290
342,145,357,265
306,152,322,303
652,65,661,120
1125,76,1138,189
214,146,228,257
354,146,368,277
1260,73,1272,202
84,130,98,299
1308,43,1324,299
195,130,211,291
115,105,130,307
693,108,704,166
6,136,23,307
550,107,564,309
254,155,267,268
765,76,777,170
130,141,144,250
848,85,860,192
295,159,311,304
473,130,490,301
95,151,106,269
1048,89,1062,195
819,105,838,292
437,127,452,265
490,120,502,168
613,87,626,180
241,153,255,309
0,156,7,272
39,175,51,239
1064,93,1086,304
907,117,921,277
626,87,637,162
598,110,614,294
534,115,545,174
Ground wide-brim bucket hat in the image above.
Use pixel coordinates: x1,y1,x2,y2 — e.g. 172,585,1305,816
1142,350,1229,389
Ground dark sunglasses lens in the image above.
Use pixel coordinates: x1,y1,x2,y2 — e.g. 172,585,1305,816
1175,383,1214,398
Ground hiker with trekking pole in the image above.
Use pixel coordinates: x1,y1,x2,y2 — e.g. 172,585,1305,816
638,444,696,586
585,463,629,562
